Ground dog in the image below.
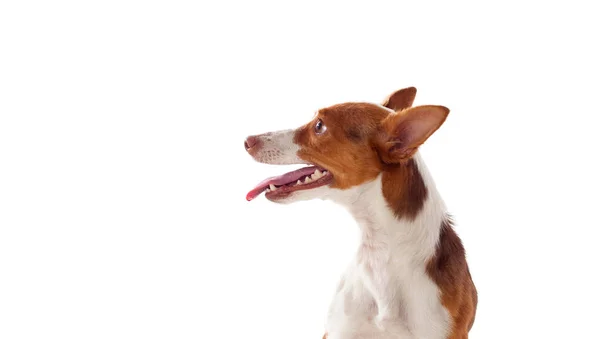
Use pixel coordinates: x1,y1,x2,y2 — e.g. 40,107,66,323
244,87,477,339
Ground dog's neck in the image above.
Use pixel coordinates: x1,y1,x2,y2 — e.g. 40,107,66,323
331,152,446,262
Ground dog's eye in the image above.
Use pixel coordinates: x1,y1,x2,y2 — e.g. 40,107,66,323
314,119,327,135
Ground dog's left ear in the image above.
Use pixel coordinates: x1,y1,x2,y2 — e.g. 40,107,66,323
377,105,449,163
382,87,417,111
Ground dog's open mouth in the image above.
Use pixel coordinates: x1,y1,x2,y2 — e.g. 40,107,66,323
246,165,333,201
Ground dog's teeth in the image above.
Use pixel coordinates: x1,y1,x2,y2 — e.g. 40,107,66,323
323,171,328,176
266,188,271,193
312,170,323,179
269,184,277,191
296,180,302,186
305,177,312,183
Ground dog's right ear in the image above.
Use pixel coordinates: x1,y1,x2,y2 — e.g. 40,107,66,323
382,87,417,111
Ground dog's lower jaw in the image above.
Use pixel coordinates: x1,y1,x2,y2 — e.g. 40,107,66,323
266,185,332,204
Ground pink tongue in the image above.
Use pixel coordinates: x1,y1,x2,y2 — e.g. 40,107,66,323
246,166,318,201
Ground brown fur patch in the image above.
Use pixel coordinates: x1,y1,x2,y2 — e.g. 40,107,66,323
294,103,389,190
292,88,421,191
382,87,417,111
427,218,478,338
381,159,428,220
292,102,432,219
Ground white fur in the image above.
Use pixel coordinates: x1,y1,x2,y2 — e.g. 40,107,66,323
280,154,450,339
284,154,450,339
249,129,305,165
253,130,450,338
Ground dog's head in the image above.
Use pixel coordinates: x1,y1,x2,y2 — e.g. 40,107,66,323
245,87,449,204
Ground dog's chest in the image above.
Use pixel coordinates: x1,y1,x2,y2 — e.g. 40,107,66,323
326,249,449,339
326,257,408,338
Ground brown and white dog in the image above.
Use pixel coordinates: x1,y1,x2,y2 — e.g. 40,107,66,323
244,87,477,339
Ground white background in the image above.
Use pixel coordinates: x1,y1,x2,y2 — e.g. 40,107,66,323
1,1,599,338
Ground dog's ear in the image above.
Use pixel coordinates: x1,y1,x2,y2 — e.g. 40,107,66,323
377,105,449,163
382,87,417,111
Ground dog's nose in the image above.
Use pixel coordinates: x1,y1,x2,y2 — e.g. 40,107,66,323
244,135,259,152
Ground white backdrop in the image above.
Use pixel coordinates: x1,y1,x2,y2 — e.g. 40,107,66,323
1,1,599,338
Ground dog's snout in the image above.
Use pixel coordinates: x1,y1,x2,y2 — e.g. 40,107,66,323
244,135,259,153
244,130,302,164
